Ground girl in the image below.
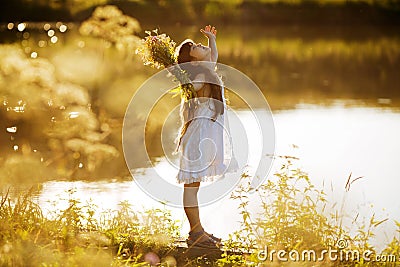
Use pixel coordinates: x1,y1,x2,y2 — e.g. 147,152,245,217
175,25,237,249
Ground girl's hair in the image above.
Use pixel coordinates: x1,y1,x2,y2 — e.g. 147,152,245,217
177,40,195,64
176,40,224,115
175,40,224,148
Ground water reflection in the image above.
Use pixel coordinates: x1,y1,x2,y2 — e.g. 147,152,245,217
2,23,399,112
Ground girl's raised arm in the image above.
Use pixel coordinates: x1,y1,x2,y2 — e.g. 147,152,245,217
200,25,218,63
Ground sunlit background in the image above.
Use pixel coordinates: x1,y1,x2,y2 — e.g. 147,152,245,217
1,0,400,264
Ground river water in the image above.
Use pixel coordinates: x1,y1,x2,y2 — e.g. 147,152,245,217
33,104,400,251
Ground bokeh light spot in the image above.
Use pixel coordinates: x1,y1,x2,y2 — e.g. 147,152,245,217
59,24,67,33
77,41,85,48
47,29,55,37
38,40,47,48
50,36,58,44
17,23,26,32
43,23,51,31
69,112,79,119
6,127,17,133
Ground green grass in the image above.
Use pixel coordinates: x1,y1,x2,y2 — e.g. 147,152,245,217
0,188,181,266
1,158,399,266
222,156,400,266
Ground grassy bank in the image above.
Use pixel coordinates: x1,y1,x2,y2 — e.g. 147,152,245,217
0,187,181,266
1,158,399,266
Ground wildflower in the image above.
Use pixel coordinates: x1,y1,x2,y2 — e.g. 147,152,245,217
135,30,196,101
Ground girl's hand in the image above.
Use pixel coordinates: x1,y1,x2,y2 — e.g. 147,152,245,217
200,25,217,39
201,25,218,62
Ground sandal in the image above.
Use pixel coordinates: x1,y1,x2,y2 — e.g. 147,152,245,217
204,231,222,244
186,230,220,249
189,229,222,244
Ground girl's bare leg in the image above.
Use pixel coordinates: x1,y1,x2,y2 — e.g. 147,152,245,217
183,182,204,233
184,182,220,246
